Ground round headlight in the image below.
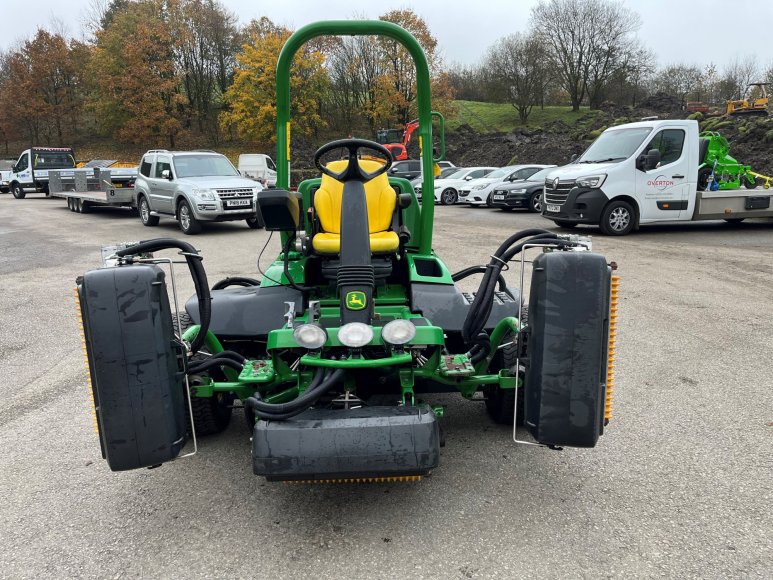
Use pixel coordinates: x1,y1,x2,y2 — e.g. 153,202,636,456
293,324,327,350
381,319,417,345
337,322,373,348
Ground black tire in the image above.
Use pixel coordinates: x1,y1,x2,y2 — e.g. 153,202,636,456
74,198,82,213
80,200,92,214
178,199,202,235
723,218,745,223
484,332,525,426
138,195,159,226
485,193,493,207
67,197,74,211
440,188,458,205
529,191,542,213
173,312,233,436
246,213,264,229
742,175,757,189
697,166,713,191
11,183,25,199
599,200,636,236
553,220,577,229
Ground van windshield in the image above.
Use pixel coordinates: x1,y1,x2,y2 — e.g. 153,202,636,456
174,155,239,178
577,127,652,164
33,151,75,169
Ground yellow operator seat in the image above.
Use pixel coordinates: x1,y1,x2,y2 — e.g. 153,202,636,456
312,158,399,254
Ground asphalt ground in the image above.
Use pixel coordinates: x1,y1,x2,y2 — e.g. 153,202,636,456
0,193,771,579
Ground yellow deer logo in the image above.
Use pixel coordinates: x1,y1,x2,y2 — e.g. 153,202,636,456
346,291,367,310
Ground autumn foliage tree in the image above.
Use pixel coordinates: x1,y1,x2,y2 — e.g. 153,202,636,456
89,0,183,147
220,20,328,146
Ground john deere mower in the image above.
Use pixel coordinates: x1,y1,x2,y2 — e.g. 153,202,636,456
76,21,619,483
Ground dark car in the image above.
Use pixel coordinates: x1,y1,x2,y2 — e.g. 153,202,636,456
490,166,557,212
388,159,455,181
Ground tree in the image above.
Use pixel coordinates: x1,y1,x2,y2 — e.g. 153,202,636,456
654,64,702,106
220,22,328,146
531,0,641,110
89,0,183,147
483,33,551,124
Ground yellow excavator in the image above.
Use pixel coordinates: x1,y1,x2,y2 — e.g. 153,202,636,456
726,82,770,116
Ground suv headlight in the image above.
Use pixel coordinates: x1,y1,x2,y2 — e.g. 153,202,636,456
191,188,215,200
576,175,606,188
472,184,488,190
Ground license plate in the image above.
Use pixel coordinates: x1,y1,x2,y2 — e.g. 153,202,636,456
114,183,122,188
227,199,251,207
546,204,560,213
493,194,505,201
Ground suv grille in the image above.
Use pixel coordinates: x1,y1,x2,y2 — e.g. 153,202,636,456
543,179,576,206
216,188,253,198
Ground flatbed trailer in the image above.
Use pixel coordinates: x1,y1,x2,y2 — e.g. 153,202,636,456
49,167,137,213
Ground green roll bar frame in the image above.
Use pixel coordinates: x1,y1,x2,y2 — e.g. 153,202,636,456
275,20,436,255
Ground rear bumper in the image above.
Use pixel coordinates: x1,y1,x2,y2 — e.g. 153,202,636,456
253,405,440,481
541,187,608,224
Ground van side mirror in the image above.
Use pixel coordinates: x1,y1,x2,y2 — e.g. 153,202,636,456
645,149,661,170
570,153,578,162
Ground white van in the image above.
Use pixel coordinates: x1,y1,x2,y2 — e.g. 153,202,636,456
238,154,277,187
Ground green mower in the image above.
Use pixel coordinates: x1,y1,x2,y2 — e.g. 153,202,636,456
76,21,619,482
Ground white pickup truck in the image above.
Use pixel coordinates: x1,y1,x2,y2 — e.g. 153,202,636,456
8,147,76,198
541,119,773,235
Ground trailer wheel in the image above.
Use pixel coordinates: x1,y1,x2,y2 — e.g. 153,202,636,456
174,312,233,436
484,332,525,426
138,195,159,226
80,200,92,214
178,200,202,235
74,198,82,213
67,197,74,211
11,183,25,199
600,200,635,236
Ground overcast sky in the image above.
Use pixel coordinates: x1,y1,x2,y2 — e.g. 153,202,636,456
2,0,772,73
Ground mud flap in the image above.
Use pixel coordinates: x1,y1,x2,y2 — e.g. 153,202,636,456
78,264,187,470
524,252,611,447
253,405,440,481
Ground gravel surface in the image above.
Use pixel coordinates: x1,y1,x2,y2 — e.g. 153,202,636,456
0,194,771,579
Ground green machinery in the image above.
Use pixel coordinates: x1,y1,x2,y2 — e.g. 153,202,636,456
76,21,619,482
698,131,759,190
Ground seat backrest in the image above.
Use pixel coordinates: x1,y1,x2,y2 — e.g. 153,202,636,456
314,159,396,234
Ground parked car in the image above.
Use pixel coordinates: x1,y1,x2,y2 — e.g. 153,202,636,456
415,167,498,205
490,166,558,212
389,159,455,181
410,165,458,190
460,164,552,207
134,149,264,235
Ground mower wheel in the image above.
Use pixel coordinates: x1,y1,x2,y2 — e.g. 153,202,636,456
484,333,525,426
174,312,233,436
11,183,25,199
440,188,458,205
742,175,757,189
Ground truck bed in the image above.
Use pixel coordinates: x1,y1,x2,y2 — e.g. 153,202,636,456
694,188,773,220
49,188,135,206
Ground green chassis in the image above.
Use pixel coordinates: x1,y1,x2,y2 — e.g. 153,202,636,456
183,20,520,410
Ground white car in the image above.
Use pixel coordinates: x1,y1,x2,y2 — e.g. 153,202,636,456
460,165,553,207
416,167,497,205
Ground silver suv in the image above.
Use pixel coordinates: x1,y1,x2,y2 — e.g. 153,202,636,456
134,150,264,234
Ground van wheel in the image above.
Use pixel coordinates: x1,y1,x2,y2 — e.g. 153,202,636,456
600,200,635,235
138,196,159,226
178,200,202,235
11,183,25,199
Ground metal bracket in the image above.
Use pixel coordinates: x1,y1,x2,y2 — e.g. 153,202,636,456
307,300,321,323
284,301,296,328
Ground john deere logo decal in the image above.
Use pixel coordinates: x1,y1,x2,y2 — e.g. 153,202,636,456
346,291,367,310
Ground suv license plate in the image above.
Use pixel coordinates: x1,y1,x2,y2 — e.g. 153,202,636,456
493,194,505,201
546,204,560,213
227,199,251,207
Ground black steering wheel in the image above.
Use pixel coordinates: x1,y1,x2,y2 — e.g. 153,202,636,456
313,138,393,182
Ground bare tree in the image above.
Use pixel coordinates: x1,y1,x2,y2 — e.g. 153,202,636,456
531,0,641,111
653,63,702,106
484,32,551,124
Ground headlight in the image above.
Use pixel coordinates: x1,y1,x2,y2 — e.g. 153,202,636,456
293,324,327,350
192,188,215,200
381,319,416,345
337,322,373,348
472,184,487,190
510,188,527,194
576,174,606,188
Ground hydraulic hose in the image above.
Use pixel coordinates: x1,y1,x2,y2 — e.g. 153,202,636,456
245,368,346,421
452,265,507,292
187,356,244,375
116,238,211,354
211,276,260,290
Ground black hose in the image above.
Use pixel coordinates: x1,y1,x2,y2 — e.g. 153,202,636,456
207,349,247,364
187,357,245,375
211,276,260,290
452,265,507,292
116,238,211,354
245,368,345,420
